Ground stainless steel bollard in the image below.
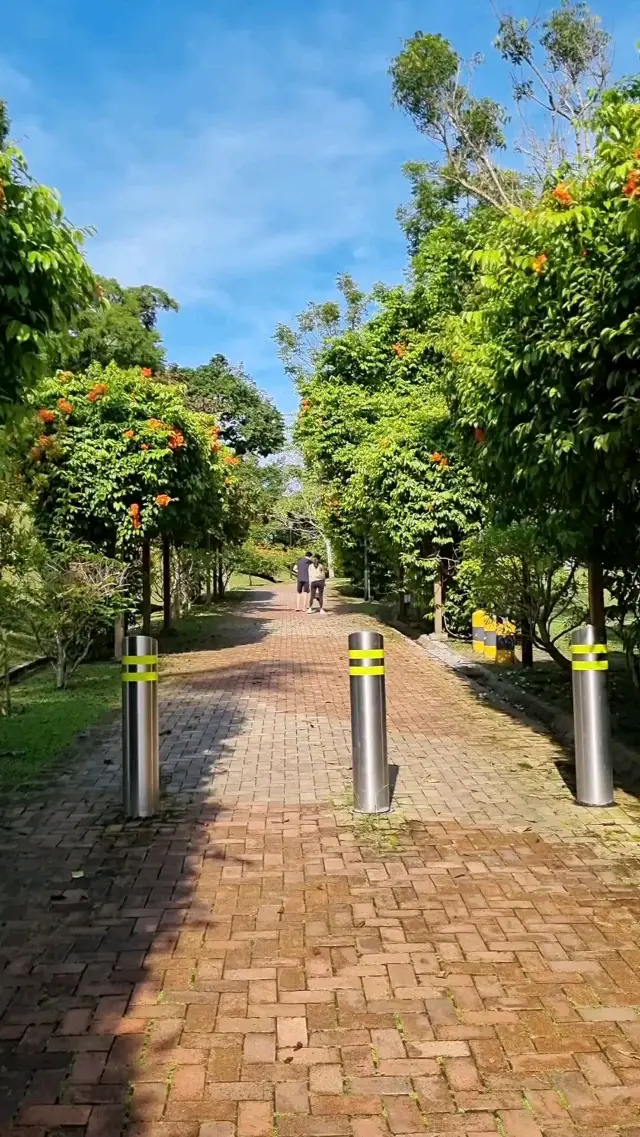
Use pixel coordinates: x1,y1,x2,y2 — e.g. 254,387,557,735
349,631,390,814
571,625,614,807
122,635,160,818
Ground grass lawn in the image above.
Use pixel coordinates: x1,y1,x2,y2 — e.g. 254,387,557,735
0,662,121,789
3,628,40,673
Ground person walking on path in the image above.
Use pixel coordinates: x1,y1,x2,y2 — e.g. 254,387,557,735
294,551,312,611
308,554,328,614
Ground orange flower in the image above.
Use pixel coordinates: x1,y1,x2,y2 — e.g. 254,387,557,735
439,455,449,468
392,343,407,357
223,454,241,466
551,182,573,206
87,382,107,402
59,371,74,380
57,399,73,415
301,399,311,412
168,430,185,450
209,424,221,437
123,429,136,440
147,417,166,430
634,150,640,160
623,171,640,198
129,503,142,529
141,367,153,378
211,439,222,452
474,427,486,443
531,253,548,274
38,409,55,424
431,452,443,463
141,443,149,451
29,447,42,461
38,435,54,449
155,493,172,507
224,477,232,486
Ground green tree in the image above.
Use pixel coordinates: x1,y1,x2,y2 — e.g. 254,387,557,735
46,276,178,374
295,285,483,623
21,546,129,689
21,362,226,554
460,522,585,670
274,272,369,387
452,86,640,630
0,106,96,417
167,354,285,456
390,1,612,213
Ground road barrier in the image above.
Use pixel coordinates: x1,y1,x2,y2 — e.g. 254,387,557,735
122,635,160,818
349,631,390,814
570,625,614,807
472,610,487,655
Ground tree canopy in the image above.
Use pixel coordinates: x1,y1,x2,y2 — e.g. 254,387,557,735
167,354,285,456
21,362,226,555
46,276,179,375
0,117,96,417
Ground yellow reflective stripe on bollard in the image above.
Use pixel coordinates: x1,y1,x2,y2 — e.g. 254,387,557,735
349,649,384,659
121,655,158,664
571,644,607,655
349,665,385,676
572,661,608,671
122,671,158,681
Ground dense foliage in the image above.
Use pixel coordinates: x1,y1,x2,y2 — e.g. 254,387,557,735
168,355,285,456
0,123,96,417
46,278,179,374
454,89,640,570
21,363,226,554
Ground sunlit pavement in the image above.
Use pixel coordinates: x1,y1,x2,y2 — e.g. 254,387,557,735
2,583,640,1135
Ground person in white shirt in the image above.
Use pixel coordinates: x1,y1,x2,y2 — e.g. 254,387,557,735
308,555,327,614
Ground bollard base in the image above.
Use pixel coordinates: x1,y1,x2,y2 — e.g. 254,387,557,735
353,805,391,816
574,798,616,809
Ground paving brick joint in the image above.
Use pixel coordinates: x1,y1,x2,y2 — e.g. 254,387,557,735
2,583,640,1135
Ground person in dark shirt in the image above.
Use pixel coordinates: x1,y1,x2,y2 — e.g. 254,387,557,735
294,552,313,611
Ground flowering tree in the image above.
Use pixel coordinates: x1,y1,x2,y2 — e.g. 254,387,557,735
21,362,226,631
24,362,224,550
453,86,640,628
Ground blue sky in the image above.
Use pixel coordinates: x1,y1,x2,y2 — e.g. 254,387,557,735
1,0,637,417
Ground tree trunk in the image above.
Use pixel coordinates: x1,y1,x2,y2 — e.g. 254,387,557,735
114,613,124,661
1,631,11,717
205,534,213,604
213,550,219,600
324,537,335,579
433,562,445,638
588,561,606,638
217,551,225,598
162,537,172,633
142,539,152,636
363,537,370,602
55,639,66,689
520,616,534,668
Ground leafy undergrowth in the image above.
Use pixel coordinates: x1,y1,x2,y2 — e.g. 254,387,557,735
0,662,120,788
491,653,640,753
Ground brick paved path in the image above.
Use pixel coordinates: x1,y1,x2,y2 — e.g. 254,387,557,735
3,584,640,1136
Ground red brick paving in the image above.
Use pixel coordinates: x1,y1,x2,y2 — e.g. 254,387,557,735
2,585,640,1135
